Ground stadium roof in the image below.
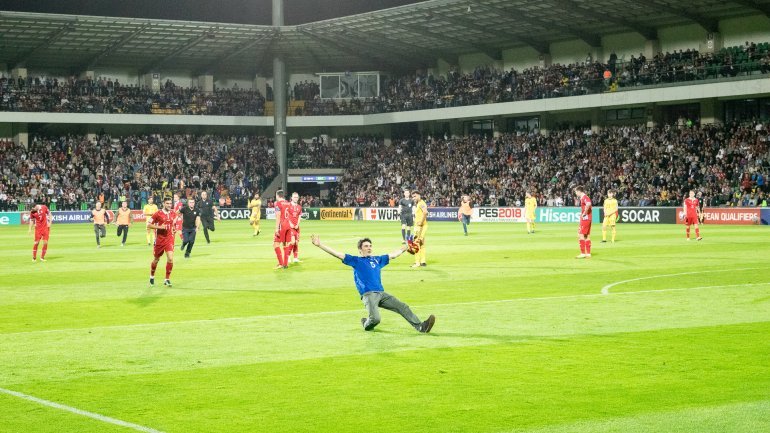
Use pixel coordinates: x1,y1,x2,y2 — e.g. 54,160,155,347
1,0,768,76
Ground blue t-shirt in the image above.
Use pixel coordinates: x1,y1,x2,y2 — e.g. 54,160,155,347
342,254,390,296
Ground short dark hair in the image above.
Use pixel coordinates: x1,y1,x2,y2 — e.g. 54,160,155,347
276,190,285,199
574,186,585,193
358,238,372,249
411,191,421,196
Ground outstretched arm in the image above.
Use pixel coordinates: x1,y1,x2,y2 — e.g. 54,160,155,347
311,234,345,260
389,244,408,260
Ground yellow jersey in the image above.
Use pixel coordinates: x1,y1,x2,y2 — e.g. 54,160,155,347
415,199,428,226
525,197,537,214
604,198,618,216
143,203,158,217
248,199,262,219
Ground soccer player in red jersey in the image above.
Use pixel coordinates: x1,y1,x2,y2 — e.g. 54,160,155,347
28,203,53,262
284,192,303,265
147,197,178,286
683,190,703,241
173,192,185,241
273,190,290,268
574,186,593,258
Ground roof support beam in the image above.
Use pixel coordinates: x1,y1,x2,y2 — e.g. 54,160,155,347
307,27,437,68
476,3,602,48
139,28,217,74
300,29,411,72
385,19,502,60
728,0,770,19
10,22,75,68
632,0,719,33
436,13,549,54
196,31,275,75
340,27,458,65
545,0,658,40
81,24,150,70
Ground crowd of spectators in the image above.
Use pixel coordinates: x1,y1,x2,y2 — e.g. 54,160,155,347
0,77,266,116
0,134,277,212
2,42,768,118
300,42,770,115
317,122,768,209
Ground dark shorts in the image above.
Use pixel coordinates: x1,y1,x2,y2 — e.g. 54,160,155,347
201,218,215,231
400,214,414,226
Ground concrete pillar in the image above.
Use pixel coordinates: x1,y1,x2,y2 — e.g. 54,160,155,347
449,119,463,138
196,74,214,93
538,54,552,68
700,98,723,125
80,70,95,80
273,0,288,193
646,103,661,128
11,67,27,80
254,74,267,93
701,32,723,54
590,108,602,133
141,73,160,92
539,113,551,136
590,47,604,63
644,39,661,59
13,123,28,149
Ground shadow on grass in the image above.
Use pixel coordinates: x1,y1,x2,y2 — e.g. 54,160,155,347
128,286,167,307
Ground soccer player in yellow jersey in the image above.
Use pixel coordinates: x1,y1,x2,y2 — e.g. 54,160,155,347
248,191,262,236
143,196,159,246
602,190,619,243
411,191,428,268
525,192,537,234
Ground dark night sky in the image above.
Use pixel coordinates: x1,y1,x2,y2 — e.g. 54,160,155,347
0,0,426,25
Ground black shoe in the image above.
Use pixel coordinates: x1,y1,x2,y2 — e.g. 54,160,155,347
419,315,436,333
362,317,377,331
361,318,367,329
601,240,607,243
420,263,427,267
164,279,172,287
149,276,155,286
184,254,190,259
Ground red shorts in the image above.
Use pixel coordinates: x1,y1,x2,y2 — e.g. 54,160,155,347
153,238,175,258
578,220,592,236
685,214,698,225
35,229,50,242
293,227,300,241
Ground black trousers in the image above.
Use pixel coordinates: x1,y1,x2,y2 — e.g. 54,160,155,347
201,218,215,243
116,224,129,244
182,228,197,255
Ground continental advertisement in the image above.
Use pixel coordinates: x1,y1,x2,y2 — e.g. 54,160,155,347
320,208,354,221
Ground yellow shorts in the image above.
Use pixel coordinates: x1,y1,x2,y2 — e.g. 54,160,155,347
526,212,536,221
603,215,617,226
250,216,260,223
414,225,428,243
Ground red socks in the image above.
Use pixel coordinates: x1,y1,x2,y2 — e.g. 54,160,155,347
293,243,299,259
41,243,48,259
579,239,586,254
274,247,284,266
695,228,700,237
165,262,173,279
585,240,591,254
686,227,690,238
33,241,39,259
283,246,292,266
151,261,158,276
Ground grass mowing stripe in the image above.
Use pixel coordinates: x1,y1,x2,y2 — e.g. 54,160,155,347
0,387,164,433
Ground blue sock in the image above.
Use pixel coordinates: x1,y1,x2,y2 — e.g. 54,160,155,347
401,228,406,240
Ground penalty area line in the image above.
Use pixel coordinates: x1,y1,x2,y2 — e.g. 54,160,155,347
0,387,164,433
600,267,764,295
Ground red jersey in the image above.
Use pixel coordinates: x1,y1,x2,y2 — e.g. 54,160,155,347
150,209,177,243
275,199,290,229
580,195,592,219
684,198,699,216
173,201,184,213
31,206,51,231
286,202,303,228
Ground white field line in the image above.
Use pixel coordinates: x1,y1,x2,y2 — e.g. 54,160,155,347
4,280,769,337
600,267,764,295
0,387,164,433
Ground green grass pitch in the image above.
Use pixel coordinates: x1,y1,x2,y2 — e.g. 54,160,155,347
1,220,769,433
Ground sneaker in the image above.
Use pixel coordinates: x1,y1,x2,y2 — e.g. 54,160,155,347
585,254,592,258
419,315,436,333
164,279,172,287
601,240,607,243
184,254,190,259
121,243,125,247
32,258,37,262
420,263,426,267
97,245,101,249
576,254,586,259
40,258,46,262
274,264,284,270
687,238,691,241
293,258,301,263
149,276,155,286
464,232,468,236
410,263,421,268
696,237,703,241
